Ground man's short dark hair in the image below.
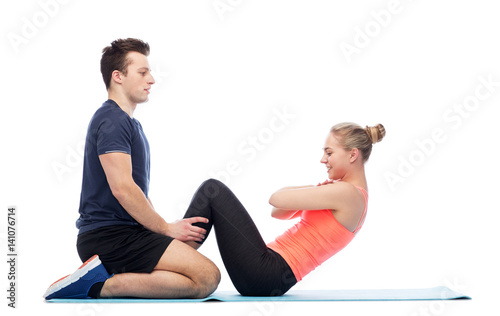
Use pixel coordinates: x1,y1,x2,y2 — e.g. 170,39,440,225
100,38,150,90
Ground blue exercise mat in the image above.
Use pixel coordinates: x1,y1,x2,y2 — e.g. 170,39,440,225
46,286,470,303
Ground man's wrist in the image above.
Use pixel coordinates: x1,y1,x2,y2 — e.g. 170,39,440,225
160,222,171,236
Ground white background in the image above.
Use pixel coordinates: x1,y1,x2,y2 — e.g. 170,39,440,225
1,0,499,315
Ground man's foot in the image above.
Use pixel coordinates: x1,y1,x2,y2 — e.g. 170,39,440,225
43,255,111,300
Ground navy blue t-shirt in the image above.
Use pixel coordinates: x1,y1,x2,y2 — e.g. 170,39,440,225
76,99,150,234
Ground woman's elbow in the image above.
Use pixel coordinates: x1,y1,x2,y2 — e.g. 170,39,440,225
269,193,279,207
270,207,279,218
271,207,284,219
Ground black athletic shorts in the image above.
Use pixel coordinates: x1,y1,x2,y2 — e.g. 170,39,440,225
76,225,174,274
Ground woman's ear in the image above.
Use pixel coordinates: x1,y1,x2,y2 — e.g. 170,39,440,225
349,148,360,163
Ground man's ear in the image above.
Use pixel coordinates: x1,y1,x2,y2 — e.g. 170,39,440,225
111,70,123,85
349,148,360,163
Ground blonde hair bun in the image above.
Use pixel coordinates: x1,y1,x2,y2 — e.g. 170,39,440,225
365,124,386,144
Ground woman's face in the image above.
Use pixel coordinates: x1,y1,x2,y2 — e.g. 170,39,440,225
320,133,351,180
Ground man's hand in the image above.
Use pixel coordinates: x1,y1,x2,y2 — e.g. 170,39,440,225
167,217,209,242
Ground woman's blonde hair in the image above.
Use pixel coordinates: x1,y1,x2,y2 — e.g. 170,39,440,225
330,123,386,162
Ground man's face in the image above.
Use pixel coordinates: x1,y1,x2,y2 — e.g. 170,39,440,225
121,51,155,104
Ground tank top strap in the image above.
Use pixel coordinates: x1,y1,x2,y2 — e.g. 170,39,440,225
353,186,368,234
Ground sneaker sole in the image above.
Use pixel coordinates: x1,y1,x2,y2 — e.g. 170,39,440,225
43,255,101,299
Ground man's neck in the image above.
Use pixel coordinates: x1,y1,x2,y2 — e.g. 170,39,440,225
108,91,136,118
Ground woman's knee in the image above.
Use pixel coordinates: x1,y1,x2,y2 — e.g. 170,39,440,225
192,178,227,207
202,178,226,195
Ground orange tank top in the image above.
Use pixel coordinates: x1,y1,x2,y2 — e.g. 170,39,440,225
267,186,368,281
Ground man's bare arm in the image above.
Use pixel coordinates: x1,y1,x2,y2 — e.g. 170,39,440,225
99,152,206,241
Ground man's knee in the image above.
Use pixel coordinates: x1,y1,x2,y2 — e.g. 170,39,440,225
193,261,221,298
157,239,220,298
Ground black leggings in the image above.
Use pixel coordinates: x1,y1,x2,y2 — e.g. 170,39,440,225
183,179,297,296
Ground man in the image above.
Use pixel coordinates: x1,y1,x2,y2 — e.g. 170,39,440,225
44,38,220,299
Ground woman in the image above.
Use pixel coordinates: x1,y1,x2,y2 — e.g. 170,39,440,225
182,122,386,296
